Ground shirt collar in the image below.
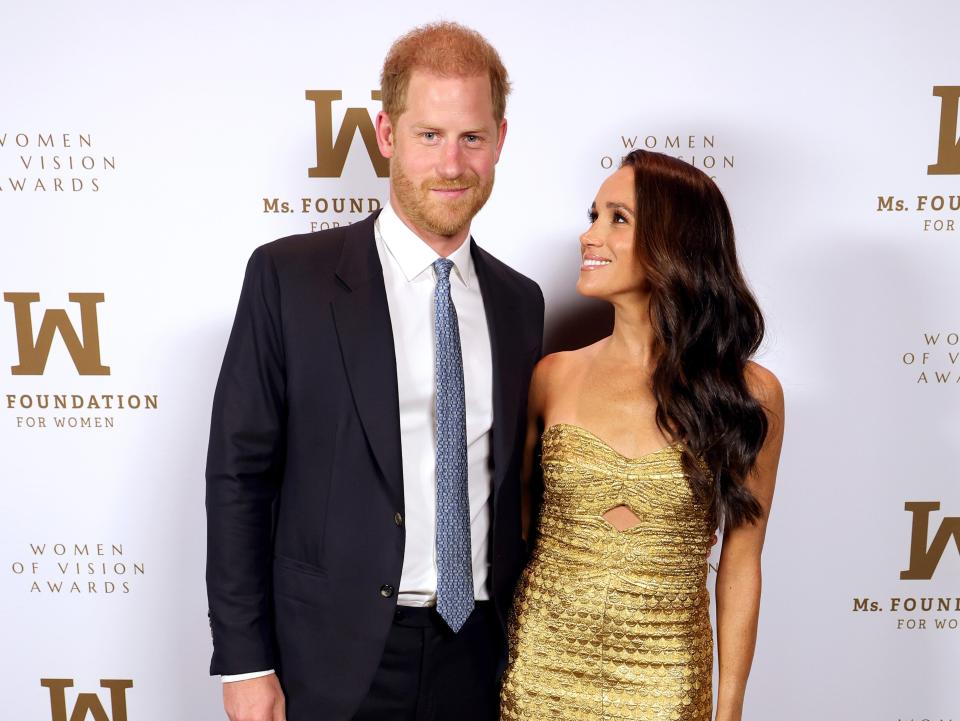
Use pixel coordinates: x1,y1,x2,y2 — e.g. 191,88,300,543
375,201,475,288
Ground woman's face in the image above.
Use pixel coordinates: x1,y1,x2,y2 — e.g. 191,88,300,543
576,166,647,300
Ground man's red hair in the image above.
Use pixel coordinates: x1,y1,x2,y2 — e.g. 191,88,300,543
380,21,511,123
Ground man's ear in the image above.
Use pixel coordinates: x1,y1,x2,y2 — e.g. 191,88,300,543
494,117,508,163
375,110,395,159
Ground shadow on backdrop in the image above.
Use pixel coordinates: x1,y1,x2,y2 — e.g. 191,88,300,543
544,296,613,355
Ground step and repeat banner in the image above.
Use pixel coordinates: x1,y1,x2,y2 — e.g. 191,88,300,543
2,1,958,719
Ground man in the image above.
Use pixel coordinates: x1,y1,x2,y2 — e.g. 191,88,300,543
205,21,544,721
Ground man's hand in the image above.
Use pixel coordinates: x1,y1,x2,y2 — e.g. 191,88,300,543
223,673,285,721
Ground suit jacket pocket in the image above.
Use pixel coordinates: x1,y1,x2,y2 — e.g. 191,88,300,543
273,555,329,608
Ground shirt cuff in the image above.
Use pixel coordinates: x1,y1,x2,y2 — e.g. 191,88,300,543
221,669,275,683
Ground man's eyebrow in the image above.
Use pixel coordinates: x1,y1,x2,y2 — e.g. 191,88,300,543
409,125,489,134
606,201,635,216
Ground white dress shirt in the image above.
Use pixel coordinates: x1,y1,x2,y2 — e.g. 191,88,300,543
222,203,494,682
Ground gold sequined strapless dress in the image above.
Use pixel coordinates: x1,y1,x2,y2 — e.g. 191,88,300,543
500,423,715,721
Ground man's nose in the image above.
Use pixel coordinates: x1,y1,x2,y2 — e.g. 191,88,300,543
436,140,466,180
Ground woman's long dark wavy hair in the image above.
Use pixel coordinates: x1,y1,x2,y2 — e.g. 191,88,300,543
620,149,766,532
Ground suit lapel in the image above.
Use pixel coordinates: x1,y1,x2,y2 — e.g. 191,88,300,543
329,216,529,506
330,209,404,505
472,241,526,498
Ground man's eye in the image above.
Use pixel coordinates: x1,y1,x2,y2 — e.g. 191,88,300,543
422,132,437,141
465,135,480,143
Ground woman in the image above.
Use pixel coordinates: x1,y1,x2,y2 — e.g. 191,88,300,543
500,149,784,721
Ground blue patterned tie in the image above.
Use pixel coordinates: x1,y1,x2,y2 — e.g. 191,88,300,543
433,257,474,633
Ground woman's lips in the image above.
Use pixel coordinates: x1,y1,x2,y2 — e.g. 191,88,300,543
580,256,613,271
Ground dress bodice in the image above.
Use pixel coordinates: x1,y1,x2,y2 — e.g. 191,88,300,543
534,422,714,578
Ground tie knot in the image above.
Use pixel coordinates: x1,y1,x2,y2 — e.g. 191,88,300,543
433,257,454,281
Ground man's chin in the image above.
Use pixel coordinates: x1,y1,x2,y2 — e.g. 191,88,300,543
420,206,474,237
421,218,470,237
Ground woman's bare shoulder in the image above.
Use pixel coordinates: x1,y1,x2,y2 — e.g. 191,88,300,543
531,340,607,414
744,360,785,447
534,339,606,386
530,351,569,401
744,360,784,411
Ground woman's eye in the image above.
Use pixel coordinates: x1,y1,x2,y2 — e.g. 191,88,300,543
613,212,627,224
587,209,598,223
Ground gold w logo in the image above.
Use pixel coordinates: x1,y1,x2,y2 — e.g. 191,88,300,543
900,501,960,580
306,90,388,178
928,86,960,175
42,678,133,721
4,292,110,375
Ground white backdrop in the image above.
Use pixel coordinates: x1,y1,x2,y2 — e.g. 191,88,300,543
3,1,959,719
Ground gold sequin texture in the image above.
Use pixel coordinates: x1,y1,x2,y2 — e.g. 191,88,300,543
500,423,715,721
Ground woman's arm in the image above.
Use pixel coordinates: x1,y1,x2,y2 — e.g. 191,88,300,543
714,362,785,721
521,356,551,544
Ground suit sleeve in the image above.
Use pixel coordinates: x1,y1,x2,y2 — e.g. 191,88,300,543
525,281,547,560
534,283,545,361
205,245,285,676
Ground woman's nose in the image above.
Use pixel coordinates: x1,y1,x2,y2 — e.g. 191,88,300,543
580,230,602,249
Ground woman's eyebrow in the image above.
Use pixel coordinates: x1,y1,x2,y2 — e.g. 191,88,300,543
606,201,635,216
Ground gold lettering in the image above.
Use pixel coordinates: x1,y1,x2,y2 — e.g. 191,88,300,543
41,678,133,721
928,86,960,174
306,90,388,178
4,292,109,375
900,501,960,579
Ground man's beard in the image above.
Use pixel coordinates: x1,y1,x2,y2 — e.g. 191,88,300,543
391,159,494,237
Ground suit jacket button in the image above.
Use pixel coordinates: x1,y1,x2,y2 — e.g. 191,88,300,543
394,512,404,526
380,584,395,598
